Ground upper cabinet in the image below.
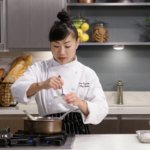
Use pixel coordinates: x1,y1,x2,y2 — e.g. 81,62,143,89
0,0,6,50
6,0,66,50
67,0,150,46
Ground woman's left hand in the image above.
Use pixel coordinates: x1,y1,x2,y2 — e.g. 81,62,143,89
64,92,89,116
64,92,81,106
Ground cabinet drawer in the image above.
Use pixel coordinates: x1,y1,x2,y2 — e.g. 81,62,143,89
89,115,120,134
120,115,150,133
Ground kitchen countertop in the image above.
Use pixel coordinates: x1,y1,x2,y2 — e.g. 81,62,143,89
0,134,150,150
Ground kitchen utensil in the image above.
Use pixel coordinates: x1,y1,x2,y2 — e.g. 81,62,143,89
23,110,38,121
61,86,65,96
24,109,78,134
58,75,65,96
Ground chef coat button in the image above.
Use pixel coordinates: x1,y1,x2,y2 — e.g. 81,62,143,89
72,88,75,91
75,72,77,74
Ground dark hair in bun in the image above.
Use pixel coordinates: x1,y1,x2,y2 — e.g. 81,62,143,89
57,10,70,23
49,10,78,42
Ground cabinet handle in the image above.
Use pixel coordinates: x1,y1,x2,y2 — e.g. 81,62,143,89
121,116,150,120
105,116,118,120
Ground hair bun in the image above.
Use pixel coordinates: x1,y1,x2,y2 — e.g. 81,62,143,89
57,10,70,23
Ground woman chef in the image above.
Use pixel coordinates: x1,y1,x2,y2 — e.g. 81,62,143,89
11,10,108,134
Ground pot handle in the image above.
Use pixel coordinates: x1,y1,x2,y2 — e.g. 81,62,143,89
60,108,79,120
23,110,37,121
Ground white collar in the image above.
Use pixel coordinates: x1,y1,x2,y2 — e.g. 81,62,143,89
51,57,78,68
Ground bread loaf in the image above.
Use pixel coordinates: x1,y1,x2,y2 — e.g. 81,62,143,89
3,55,32,82
0,68,5,80
9,55,32,71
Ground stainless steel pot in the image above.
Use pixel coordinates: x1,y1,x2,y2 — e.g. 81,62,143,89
24,117,62,134
23,109,77,134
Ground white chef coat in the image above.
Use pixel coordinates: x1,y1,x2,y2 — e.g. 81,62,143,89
11,58,108,125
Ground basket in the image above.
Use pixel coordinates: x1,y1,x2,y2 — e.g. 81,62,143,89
0,82,14,107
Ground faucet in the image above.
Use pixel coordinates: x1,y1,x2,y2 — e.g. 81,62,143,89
117,80,124,105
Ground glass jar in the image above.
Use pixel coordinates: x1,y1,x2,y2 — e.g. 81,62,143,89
92,23,108,43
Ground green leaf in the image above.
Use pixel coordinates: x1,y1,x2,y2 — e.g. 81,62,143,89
145,19,150,23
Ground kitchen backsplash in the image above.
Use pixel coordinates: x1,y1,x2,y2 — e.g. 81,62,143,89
105,91,150,106
77,46,150,91
0,51,150,106
1,49,149,91
17,91,150,110
0,51,53,69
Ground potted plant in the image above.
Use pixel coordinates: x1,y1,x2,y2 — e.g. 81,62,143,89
144,18,150,41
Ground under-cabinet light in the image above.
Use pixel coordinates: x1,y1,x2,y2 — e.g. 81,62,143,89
113,45,124,51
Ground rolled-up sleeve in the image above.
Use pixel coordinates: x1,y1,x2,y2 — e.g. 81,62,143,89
11,65,37,104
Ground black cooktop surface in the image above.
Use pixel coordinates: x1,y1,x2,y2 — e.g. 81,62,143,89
0,128,75,149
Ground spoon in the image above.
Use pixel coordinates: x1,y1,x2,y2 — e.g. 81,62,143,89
23,110,37,121
58,75,65,96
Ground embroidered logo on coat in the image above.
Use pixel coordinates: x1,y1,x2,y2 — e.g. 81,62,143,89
79,82,90,87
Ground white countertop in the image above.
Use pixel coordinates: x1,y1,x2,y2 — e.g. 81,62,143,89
0,103,38,115
0,134,150,150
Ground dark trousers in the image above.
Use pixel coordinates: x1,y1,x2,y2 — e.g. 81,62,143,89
46,112,90,135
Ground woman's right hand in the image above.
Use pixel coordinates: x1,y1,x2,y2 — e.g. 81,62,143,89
27,76,64,97
42,76,64,90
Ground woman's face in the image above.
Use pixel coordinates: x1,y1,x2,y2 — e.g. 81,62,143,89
50,34,79,65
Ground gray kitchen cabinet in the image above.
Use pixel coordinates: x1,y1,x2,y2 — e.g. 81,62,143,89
6,0,66,49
